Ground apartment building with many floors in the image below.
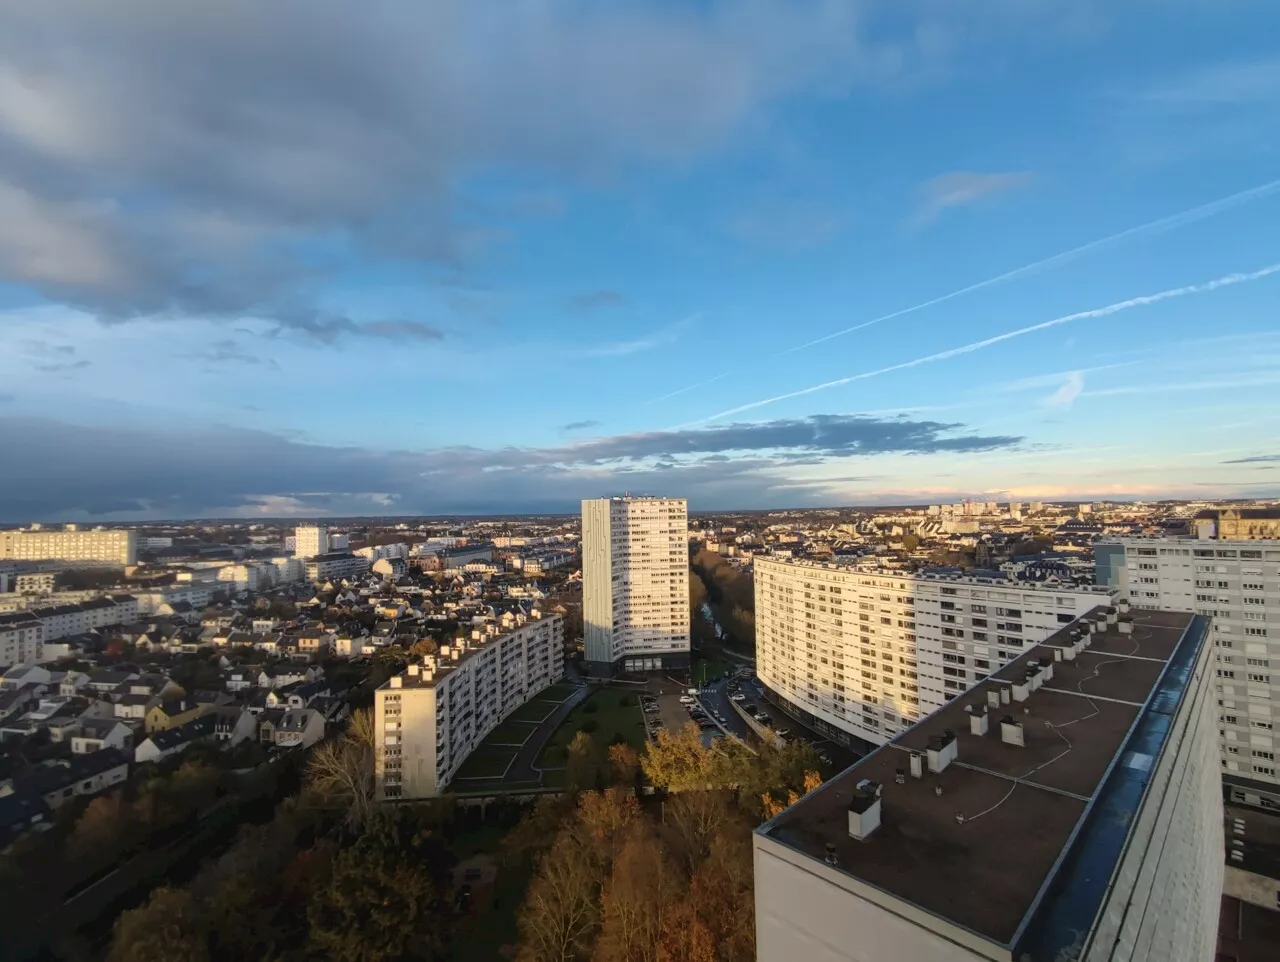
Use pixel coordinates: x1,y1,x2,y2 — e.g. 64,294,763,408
1098,536,1280,794
582,496,689,675
373,610,563,799
0,527,137,566
754,557,1115,750
755,607,1220,962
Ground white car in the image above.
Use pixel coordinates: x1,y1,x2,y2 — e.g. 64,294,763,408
644,705,660,713
730,693,746,702
679,695,695,705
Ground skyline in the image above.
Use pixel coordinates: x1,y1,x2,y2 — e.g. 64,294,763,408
2,2,1280,519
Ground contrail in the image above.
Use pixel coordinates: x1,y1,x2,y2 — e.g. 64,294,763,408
785,177,1280,353
692,262,1280,424
645,372,730,405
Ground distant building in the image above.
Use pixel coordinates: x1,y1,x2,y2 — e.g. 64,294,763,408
304,552,369,583
754,609,1220,962
373,611,564,799
0,526,137,565
582,496,689,675
14,572,56,594
294,525,328,560
0,617,43,666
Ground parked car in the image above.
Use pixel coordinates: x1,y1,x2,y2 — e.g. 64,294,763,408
679,695,695,705
644,705,660,713
730,693,746,702
775,728,790,738
743,704,757,714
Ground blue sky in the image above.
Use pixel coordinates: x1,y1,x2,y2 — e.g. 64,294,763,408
1,1,1279,519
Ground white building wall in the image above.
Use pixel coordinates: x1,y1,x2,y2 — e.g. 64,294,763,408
0,528,137,565
294,525,328,560
755,558,1113,746
581,497,689,671
1104,537,1280,788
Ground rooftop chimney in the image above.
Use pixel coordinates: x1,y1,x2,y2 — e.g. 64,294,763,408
1000,686,1012,705
847,781,882,840
1118,616,1134,635
1106,607,1118,626
1118,599,1130,614
909,752,924,779
968,704,990,736
389,676,402,689
1039,658,1054,683
987,689,1002,708
408,664,420,677
927,730,958,773
1000,715,1025,747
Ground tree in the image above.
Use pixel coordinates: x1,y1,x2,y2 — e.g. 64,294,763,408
662,791,740,873
901,533,921,552
566,731,604,792
108,888,210,962
306,708,377,828
307,812,455,962
594,823,684,962
409,637,438,659
761,770,823,819
517,829,599,962
607,743,641,789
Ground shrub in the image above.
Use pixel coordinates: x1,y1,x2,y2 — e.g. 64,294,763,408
581,719,599,734
582,702,598,715
609,733,628,747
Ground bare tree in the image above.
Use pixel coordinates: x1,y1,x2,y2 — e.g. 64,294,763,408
517,831,599,962
305,708,378,829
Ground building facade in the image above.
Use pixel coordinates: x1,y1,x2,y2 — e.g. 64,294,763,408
581,496,689,674
754,608,1221,962
373,611,564,800
0,618,43,666
0,527,137,565
754,557,1114,749
303,553,369,583
1099,536,1280,792
293,525,329,561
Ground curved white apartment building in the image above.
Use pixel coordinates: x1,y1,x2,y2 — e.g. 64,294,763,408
754,557,1115,749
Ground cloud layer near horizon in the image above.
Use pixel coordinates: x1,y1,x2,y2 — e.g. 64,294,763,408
0,413,1020,519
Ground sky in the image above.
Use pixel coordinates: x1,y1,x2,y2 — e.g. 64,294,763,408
1,1,1279,520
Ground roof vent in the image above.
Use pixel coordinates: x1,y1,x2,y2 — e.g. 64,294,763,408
847,782,882,841
1039,658,1054,682
824,842,840,866
1000,715,1025,747
1118,616,1134,635
1117,599,1131,614
1000,686,1012,705
1106,607,1118,625
986,688,1001,708
927,730,958,773
1012,679,1031,702
969,704,989,736
894,768,906,784
389,676,402,689
909,752,924,779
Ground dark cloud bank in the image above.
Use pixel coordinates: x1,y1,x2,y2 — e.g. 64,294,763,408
0,414,1020,520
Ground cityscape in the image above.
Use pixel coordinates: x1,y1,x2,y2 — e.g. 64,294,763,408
2,2,1279,962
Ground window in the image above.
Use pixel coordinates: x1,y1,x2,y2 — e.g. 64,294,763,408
1248,673,1271,684
1247,627,1269,637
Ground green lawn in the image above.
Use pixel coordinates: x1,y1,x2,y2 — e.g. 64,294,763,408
539,682,578,701
485,719,540,746
505,696,566,724
536,688,645,767
692,656,729,687
453,746,518,780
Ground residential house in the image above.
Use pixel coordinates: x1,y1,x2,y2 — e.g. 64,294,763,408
265,679,329,710
1,664,54,690
333,635,367,658
224,667,256,693
144,698,209,733
134,714,216,764
72,718,134,754
0,790,51,846
85,669,139,694
296,628,332,657
0,687,36,725
59,671,90,697
114,693,155,723
0,749,130,811
271,709,326,749
211,706,258,746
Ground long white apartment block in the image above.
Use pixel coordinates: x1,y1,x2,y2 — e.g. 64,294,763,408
582,496,689,674
754,557,1115,749
1098,536,1280,793
373,610,564,800
755,608,1221,962
0,526,137,566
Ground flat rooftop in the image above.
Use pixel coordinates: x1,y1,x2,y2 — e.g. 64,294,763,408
759,606,1201,950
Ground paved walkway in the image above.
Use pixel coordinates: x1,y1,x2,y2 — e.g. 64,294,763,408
506,681,590,783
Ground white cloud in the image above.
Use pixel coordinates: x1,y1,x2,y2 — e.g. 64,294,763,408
1044,370,1084,409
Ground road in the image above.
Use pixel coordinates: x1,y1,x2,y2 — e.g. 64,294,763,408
698,675,754,742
